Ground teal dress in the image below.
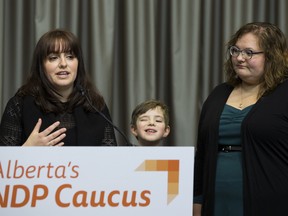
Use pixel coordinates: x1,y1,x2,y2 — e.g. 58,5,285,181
214,104,253,216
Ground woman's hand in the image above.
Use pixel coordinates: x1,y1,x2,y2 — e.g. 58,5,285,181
22,118,66,146
193,203,202,216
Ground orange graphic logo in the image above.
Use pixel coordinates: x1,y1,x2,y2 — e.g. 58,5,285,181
136,160,179,204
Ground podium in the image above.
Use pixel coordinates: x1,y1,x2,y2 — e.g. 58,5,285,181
0,146,194,216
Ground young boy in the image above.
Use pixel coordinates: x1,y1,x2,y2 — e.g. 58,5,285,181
130,99,170,146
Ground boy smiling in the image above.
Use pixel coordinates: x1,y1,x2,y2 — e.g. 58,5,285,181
130,100,170,146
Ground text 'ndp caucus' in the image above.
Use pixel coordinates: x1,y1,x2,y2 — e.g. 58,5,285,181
0,160,152,208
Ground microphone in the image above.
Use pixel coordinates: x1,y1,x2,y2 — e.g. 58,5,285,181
77,85,133,146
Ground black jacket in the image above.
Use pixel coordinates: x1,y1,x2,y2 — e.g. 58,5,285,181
194,80,288,215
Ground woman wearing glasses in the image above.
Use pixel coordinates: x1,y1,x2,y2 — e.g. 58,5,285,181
193,22,288,216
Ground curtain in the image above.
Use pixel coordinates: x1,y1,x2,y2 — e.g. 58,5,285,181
1,0,287,146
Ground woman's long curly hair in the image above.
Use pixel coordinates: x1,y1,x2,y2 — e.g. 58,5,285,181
224,22,288,97
17,29,105,113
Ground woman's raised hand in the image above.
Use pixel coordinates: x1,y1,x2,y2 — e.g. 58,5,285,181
22,118,66,146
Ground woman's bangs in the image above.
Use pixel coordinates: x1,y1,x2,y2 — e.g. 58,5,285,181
46,38,74,55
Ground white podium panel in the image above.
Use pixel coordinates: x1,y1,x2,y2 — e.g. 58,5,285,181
0,146,194,216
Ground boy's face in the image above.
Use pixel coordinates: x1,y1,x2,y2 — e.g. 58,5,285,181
131,106,170,146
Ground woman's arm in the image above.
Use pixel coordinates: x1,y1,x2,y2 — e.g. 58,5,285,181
0,96,24,146
193,203,202,216
0,96,66,146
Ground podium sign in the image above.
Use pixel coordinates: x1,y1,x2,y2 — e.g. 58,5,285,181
0,146,194,216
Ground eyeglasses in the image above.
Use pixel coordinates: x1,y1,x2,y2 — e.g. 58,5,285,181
229,46,264,60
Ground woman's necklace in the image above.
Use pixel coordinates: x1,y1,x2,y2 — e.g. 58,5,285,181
239,86,243,109
238,84,259,109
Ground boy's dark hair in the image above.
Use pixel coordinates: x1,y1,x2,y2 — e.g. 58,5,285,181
130,99,169,127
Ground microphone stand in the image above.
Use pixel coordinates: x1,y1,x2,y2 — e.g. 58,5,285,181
79,87,133,146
